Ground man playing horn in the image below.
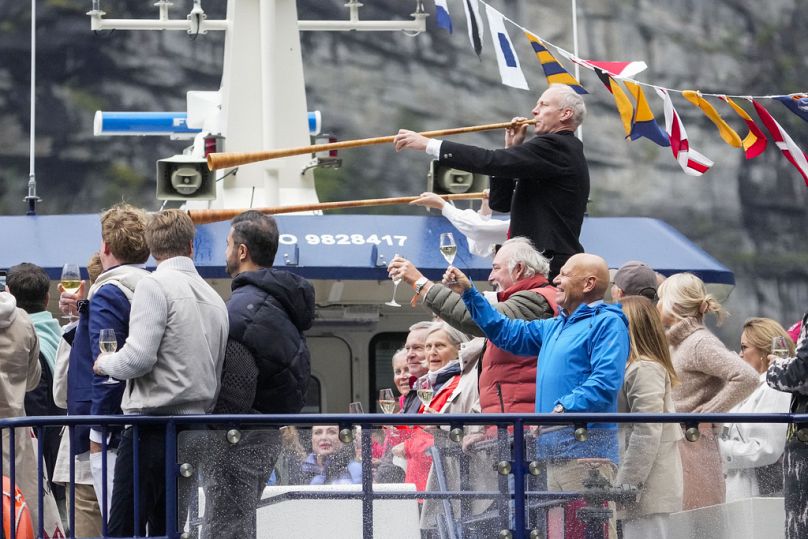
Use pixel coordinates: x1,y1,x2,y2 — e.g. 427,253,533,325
394,84,589,279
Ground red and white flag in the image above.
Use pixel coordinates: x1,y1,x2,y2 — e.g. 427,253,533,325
752,99,808,185
654,87,714,176
556,50,647,79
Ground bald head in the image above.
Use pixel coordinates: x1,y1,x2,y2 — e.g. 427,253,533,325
553,253,610,313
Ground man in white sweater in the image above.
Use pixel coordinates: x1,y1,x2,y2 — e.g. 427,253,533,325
94,209,228,537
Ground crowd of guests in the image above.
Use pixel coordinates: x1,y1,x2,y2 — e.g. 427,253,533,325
0,202,807,538
386,238,807,538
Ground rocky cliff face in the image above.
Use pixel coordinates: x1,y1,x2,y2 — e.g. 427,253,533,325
0,0,806,341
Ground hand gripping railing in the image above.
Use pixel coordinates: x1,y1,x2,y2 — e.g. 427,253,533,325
0,412,805,539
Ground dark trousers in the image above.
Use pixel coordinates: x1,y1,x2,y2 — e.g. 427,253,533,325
107,427,168,537
784,439,808,539
200,429,280,539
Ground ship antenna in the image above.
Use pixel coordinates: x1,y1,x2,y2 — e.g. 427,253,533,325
25,0,41,215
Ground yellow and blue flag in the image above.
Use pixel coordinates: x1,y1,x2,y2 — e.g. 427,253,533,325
524,33,587,94
623,80,669,147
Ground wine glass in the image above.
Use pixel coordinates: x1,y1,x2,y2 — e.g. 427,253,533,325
385,253,402,307
60,263,82,319
771,336,790,360
378,388,396,414
439,233,457,267
416,378,434,411
98,328,121,385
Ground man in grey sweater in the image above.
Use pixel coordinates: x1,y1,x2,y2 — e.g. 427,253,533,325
94,209,228,537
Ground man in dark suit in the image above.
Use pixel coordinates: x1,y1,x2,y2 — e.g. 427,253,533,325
394,84,589,278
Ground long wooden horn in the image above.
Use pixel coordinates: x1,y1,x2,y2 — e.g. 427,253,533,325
206,119,536,170
187,192,486,225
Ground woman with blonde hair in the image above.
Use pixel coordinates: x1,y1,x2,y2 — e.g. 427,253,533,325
616,296,682,538
656,273,758,510
719,318,793,501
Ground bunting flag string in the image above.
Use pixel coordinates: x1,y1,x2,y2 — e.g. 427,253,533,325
752,99,808,185
594,68,634,138
655,87,714,176
717,96,768,159
461,0,484,58
524,32,587,94
624,80,670,147
434,0,453,33
435,0,807,182
774,94,808,123
485,5,528,90
681,91,742,149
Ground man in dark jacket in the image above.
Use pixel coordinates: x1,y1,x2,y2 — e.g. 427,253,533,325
394,84,589,279
224,210,315,413
205,210,315,539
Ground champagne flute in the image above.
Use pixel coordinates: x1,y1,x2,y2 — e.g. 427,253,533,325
417,378,434,411
60,263,82,319
439,233,457,267
771,336,790,360
98,328,121,385
378,388,396,414
385,253,402,307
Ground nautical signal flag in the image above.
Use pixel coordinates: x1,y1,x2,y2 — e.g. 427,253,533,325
560,53,648,79
594,68,634,138
681,91,742,149
434,0,452,33
485,6,528,90
623,80,670,147
462,0,484,58
717,96,767,159
774,94,808,123
752,99,808,186
524,32,587,94
654,87,714,176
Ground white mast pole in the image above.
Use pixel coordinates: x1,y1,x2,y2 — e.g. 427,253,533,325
26,0,39,214
571,0,583,142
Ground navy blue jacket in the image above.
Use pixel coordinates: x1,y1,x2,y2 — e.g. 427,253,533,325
89,285,131,418
228,268,315,414
65,312,93,454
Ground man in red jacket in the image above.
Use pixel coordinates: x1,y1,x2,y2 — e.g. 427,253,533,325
388,236,557,416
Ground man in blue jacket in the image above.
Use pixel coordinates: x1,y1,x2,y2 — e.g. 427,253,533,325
441,253,629,533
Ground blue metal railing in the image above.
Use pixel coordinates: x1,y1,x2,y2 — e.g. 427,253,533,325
1,412,805,539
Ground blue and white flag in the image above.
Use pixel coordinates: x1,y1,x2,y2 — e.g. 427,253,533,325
462,0,484,58
434,0,452,33
484,5,528,90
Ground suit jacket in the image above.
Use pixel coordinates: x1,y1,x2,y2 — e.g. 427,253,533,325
438,131,589,256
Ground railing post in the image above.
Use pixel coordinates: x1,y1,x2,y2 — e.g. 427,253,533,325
68,425,76,538
165,420,178,538
37,426,45,539
512,419,527,539
361,418,374,539
133,424,141,537
10,426,16,539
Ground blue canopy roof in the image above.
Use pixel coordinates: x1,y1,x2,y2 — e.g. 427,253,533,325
0,214,733,286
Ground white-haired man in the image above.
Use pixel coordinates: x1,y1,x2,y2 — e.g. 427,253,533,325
389,237,557,416
394,84,589,279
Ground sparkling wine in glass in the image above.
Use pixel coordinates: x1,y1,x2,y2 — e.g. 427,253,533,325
378,388,396,414
60,263,82,319
439,233,457,267
771,336,790,359
98,329,121,385
417,378,434,409
385,253,402,307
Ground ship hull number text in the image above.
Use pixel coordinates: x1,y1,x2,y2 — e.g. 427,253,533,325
279,234,408,247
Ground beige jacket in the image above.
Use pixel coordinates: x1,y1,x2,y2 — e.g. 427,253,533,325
0,292,49,532
667,317,758,413
615,358,683,520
